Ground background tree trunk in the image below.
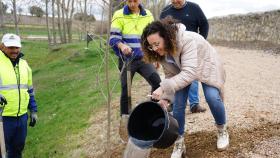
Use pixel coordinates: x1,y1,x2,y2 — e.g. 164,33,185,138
0,0,5,34
61,0,67,43
83,0,87,36
45,0,51,45
12,0,19,35
52,0,57,45
67,0,74,43
56,0,63,43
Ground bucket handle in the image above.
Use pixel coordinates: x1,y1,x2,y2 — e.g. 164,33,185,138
166,112,171,129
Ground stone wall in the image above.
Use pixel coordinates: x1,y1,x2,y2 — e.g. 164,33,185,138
208,10,280,45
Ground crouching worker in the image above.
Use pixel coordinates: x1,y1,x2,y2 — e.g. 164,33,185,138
141,17,229,158
0,33,38,158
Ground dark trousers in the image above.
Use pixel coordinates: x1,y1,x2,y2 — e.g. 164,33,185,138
2,113,28,158
118,58,161,115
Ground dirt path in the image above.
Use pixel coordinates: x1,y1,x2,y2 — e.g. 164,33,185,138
70,46,280,158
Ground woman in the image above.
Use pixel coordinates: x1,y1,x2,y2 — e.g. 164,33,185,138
141,17,229,158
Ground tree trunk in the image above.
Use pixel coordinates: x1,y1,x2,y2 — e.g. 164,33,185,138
67,0,74,43
51,0,56,45
61,0,67,43
45,0,51,45
56,0,63,43
12,0,19,35
0,0,5,33
83,0,87,35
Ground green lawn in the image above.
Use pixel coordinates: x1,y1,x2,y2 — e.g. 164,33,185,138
2,25,80,38
21,40,120,157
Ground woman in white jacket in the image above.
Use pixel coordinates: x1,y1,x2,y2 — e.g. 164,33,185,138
141,17,229,158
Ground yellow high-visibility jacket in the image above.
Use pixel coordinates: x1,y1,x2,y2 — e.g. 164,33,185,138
0,50,36,116
109,4,154,59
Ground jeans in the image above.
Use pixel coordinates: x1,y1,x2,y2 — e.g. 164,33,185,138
118,58,161,115
188,80,199,109
173,83,226,135
2,113,28,158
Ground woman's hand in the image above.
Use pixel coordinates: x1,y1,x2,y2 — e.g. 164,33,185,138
152,87,163,100
158,99,170,110
153,62,160,69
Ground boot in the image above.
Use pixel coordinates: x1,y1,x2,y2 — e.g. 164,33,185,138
171,136,186,158
119,114,129,143
190,104,206,113
217,124,229,151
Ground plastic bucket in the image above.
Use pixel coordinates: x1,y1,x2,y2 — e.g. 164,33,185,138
128,101,179,149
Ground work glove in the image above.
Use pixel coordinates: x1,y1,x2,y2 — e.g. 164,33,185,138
0,94,7,106
29,112,38,127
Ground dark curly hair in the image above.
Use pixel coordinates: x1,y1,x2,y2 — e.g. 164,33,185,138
141,16,178,63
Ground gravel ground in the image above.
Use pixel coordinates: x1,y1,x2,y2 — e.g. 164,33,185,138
69,45,280,158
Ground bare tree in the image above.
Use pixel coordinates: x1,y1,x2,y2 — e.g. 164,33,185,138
61,0,66,43
51,0,57,44
56,0,63,43
83,0,87,34
12,0,19,35
0,1,6,33
66,0,74,42
45,0,51,45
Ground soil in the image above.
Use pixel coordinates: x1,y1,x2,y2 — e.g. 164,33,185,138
70,44,280,158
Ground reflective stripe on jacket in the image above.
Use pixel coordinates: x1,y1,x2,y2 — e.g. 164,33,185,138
0,51,33,116
109,5,154,59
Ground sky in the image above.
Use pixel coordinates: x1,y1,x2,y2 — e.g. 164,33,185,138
2,0,280,20
184,0,280,18
92,0,280,20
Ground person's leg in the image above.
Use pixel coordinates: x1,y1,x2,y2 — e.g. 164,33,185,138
202,83,229,151
12,114,28,158
118,58,137,142
171,86,189,158
119,58,129,115
118,58,136,115
136,60,161,94
201,83,226,124
188,80,206,113
188,80,199,108
173,86,190,136
3,116,17,158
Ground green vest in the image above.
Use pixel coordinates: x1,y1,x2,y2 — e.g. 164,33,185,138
0,51,32,116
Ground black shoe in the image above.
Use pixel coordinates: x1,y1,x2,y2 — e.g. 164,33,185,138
190,104,206,113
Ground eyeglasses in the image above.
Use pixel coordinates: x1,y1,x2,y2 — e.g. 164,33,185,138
147,42,160,51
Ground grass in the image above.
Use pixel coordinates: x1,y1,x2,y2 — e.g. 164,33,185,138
2,25,80,38
21,40,121,157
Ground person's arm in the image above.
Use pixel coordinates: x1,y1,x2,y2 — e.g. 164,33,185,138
109,11,126,56
27,64,38,127
27,65,37,113
196,5,209,39
160,40,197,102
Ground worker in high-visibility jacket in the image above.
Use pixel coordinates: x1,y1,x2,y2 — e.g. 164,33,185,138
0,33,38,158
109,0,161,141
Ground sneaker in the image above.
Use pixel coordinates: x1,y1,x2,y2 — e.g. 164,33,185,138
119,114,129,143
217,125,229,151
190,104,206,113
171,136,186,158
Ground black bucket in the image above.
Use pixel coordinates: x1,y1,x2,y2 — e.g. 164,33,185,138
128,101,179,149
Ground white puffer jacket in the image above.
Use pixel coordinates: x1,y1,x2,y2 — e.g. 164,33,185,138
160,23,226,102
